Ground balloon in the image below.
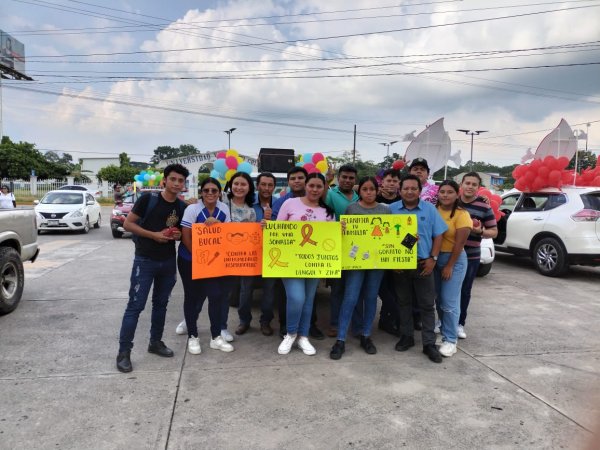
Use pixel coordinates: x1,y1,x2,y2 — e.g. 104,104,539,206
136,181,143,189
214,158,228,174
140,170,146,176
491,194,502,204
237,162,253,174
226,156,238,170
392,160,405,170
143,174,150,181
514,179,526,191
303,153,313,164
235,156,243,164
479,188,492,199
593,176,600,186
557,156,570,169
217,178,226,188
562,171,574,184
548,170,561,185
524,170,536,183
210,169,220,178
134,175,139,181
143,180,149,186
538,166,550,179
315,160,328,174
491,200,500,210
298,154,304,162
225,169,236,181
150,174,156,180
312,153,324,163
148,179,155,186
530,159,542,172
226,149,239,157
303,163,316,173
296,162,303,166
543,156,556,167
532,177,545,191
217,152,226,159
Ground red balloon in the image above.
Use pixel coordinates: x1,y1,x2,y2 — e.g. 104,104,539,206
524,170,536,183
479,188,492,199
303,163,316,173
531,177,545,191
530,159,543,172
593,176,600,186
312,153,325,163
548,170,561,185
216,152,226,159
538,166,550,179
392,160,405,170
491,194,502,204
562,171,574,184
557,156,570,169
514,179,526,191
225,156,238,169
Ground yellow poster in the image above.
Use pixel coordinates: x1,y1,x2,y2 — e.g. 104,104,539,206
262,221,342,278
341,214,418,270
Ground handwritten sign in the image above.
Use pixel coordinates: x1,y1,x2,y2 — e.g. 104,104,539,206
191,223,263,279
262,221,342,278
341,214,418,270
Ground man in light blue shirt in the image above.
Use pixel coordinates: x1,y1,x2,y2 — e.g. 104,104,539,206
389,174,447,363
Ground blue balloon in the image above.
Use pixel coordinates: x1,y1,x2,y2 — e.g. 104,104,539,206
303,153,313,164
237,162,253,174
210,169,220,178
133,175,139,181
214,159,228,175
143,174,150,181
139,170,146,176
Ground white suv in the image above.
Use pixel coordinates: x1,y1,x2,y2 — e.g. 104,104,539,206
494,186,600,276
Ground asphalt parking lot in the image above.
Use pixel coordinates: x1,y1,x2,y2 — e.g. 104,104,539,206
1,207,599,449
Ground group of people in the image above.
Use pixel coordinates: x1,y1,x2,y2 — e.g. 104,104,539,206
115,159,497,373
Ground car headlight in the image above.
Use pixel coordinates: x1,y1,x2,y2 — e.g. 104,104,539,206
69,208,84,218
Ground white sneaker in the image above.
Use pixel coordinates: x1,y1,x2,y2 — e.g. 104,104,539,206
439,341,457,357
187,337,201,355
457,325,467,339
434,320,441,334
221,329,234,342
210,336,234,352
278,334,297,355
176,320,187,335
297,336,316,355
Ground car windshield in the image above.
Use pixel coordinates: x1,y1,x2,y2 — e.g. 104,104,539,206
41,192,84,205
59,186,87,191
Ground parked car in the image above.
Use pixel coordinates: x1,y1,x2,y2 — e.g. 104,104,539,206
0,207,40,314
494,186,600,276
110,194,136,238
35,190,102,234
58,184,102,198
478,238,495,277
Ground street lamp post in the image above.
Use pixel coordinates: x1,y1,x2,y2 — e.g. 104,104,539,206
457,129,488,170
224,127,236,149
379,140,398,158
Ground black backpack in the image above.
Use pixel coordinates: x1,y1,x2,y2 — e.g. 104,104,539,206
132,192,187,243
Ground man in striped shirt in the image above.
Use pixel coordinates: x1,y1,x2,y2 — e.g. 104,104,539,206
458,172,498,339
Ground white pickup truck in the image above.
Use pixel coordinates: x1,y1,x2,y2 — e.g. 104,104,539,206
0,207,39,314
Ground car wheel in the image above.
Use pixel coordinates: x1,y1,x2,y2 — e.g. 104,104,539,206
533,237,568,277
0,247,25,315
477,263,492,277
94,213,101,229
82,216,90,234
112,229,124,238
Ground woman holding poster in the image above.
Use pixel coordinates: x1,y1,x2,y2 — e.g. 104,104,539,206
330,177,390,360
178,177,233,355
276,172,335,356
434,180,471,358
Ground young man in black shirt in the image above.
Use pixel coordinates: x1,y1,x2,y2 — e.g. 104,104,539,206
116,163,189,373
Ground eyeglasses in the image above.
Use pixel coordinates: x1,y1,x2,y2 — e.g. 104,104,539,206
202,188,219,194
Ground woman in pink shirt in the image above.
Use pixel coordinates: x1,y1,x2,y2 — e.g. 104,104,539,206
276,173,335,356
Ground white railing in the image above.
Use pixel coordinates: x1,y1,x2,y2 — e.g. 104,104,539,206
1,177,111,199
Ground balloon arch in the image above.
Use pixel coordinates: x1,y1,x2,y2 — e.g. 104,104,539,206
156,150,259,198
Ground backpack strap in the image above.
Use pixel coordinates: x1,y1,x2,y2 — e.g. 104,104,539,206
138,192,160,228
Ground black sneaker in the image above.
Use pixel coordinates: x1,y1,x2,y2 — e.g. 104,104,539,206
423,344,442,363
309,326,325,340
394,335,415,352
116,351,132,373
330,340,345,360
148,340,174,357
378,321,400,337
360,336,377,355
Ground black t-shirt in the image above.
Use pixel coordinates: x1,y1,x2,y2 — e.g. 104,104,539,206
376,193,401,205
131,193,183,260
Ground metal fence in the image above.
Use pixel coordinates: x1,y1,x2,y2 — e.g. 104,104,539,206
1,178,110,199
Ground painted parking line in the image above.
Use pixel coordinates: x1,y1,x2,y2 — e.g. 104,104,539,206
24,240,104,279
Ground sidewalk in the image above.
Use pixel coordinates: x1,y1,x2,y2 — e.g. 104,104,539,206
0,232,598,449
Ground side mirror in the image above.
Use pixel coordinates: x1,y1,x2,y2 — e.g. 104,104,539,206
87,200,95,206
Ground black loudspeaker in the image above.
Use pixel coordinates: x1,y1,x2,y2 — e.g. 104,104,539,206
258,148,295,172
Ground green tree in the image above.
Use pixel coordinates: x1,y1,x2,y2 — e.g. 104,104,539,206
118,152,131,168
569,150,597,171
150,144,199,165
96,164,138,185
0,136,67,179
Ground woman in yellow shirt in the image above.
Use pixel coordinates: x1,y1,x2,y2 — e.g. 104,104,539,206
435,180,472,357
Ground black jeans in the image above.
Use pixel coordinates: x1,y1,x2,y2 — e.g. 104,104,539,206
378,271,398,326
392,269,436,347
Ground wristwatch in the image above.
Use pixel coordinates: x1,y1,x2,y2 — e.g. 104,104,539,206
430,255,438,261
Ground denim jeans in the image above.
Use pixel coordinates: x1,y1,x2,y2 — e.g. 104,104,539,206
118,255,177,353
177,256,224,339
328,274,345,327
282,278,320,336
460,257,481,326
238,276,275,325
220,276,233,330
392,269,436,347
338,270,384,341
434,252,467,344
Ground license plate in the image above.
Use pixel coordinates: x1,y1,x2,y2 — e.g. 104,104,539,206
48,219,59,226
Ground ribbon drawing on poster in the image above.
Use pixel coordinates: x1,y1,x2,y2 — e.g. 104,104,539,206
191,222,263,279
262,221,342,278
341,214,418,270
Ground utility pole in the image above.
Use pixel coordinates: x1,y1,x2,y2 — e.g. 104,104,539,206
224,127,236,149
457,129,488,170
352,124,356,164
379,140,398,158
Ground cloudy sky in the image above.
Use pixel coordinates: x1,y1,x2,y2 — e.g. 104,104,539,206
2,0,599,168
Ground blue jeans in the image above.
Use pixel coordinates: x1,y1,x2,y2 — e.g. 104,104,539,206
220,276,233,330
434,252,467,344
460,257,481,326
329,274,345,327
338,270,384,341
282,278,320,336
119,255,177,353
177,256,224,339
238,276,275,325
